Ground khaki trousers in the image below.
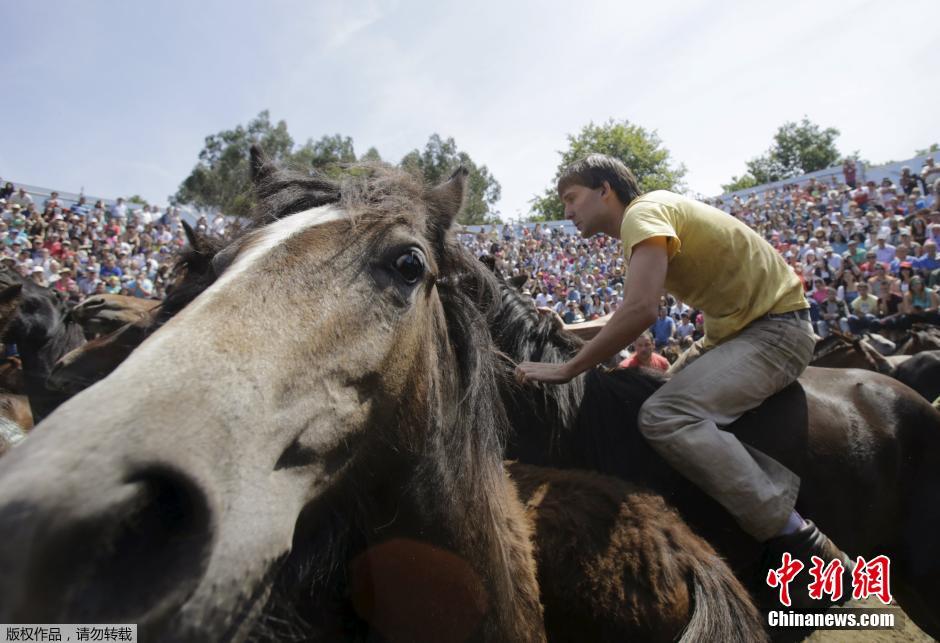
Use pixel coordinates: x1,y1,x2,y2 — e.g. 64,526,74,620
638,317,816,542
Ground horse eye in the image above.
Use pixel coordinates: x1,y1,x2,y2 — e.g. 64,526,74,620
393,250,425,285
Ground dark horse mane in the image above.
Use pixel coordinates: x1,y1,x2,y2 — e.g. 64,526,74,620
151,161,528,639
449,255,668,468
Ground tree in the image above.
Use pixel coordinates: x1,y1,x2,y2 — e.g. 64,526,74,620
175,111,296,216
400,134,502,225
293,134,357,173
360,147,382,163
529,119,687,221
720,174,759,194
723,118,841,191
127,195,149,207
915,143,939,156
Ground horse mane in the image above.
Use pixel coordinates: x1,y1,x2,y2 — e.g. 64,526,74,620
452,252,667,463
811,331,849,361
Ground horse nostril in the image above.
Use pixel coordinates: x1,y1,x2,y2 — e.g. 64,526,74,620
21,466,213,623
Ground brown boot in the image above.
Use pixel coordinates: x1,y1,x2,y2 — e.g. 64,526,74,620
762,520,855,609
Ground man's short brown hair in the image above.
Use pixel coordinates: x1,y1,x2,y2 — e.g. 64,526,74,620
557,154,642,205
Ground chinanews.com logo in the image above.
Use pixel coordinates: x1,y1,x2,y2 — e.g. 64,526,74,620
765,553,899,630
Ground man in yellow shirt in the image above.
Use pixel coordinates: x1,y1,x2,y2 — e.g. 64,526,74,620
515,154,851,601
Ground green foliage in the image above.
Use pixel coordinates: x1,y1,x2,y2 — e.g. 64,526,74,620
293,134,357,176
720,174,759,194
176,116,502,224
529,119,687,221
915,143,939,156
400,134,502,225
360,147,382,163
725,118,842,190
175,111,296,216
126,195,149,206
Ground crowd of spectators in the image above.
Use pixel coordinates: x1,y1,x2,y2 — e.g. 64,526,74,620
5,155,940,366
0,181,231,304
460,156,940,366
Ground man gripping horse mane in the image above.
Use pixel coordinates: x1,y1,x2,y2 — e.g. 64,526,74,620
514,153,852,606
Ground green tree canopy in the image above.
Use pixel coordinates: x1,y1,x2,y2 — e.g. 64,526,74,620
400,134,502,225
293,134,357,173
723,118,842,193
529,119,687,221
176,116,502,224
360,146,383,163
174,111,297,216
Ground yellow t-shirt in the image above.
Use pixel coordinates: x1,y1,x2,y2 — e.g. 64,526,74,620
620,190,807,347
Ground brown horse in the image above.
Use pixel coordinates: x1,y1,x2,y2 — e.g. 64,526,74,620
68,293,161,338
47,319,150,396
466,260,940,638
0,152,547,641
808,333,940,403
508,462,765,642
0,268,85,421
809,331,896,373
0,153,769,641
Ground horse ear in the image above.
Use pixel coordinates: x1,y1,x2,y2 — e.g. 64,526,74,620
249,144,274,186
428,166,469,231
509,275,528,291
0,284,22,304
182,220,199,250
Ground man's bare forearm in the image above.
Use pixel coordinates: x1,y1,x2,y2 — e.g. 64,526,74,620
566,304,655,376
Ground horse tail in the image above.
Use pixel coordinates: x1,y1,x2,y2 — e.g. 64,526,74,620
678,554,769,643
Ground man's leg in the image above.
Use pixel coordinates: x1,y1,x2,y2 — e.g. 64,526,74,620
638,318,815,542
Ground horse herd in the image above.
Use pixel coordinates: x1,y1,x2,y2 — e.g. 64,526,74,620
0,148,938,642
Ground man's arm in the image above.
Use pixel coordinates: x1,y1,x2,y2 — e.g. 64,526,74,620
515,237,668,384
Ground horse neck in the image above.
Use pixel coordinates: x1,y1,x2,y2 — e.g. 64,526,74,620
489,287,587,448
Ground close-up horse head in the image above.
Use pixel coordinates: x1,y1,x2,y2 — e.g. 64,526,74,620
0,147,545,641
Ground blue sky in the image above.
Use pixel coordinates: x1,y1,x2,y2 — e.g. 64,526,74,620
3,0,938,219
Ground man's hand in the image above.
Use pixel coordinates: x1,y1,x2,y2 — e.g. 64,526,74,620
514,361,575,385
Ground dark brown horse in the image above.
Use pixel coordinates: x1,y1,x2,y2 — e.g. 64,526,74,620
466,260,940,638
809,331,895,373
508,462,765,642
68,293,161,338
0,153,547,641
809,333,940,404
0,268,85,422
47,319,150,396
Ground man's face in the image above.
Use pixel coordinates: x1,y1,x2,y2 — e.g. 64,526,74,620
560,184,607,237
634,335,653,360
859,284,870,297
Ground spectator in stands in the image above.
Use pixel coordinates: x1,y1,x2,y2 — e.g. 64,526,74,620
900,166,928,196
110,197,127,223
650,305,676,349
874,233,896,264
10,188,33,210
618,331,669,371
921,158,940,187
903,276,939,315
848,282,879,333
676,311,696,340
0,183,14,201
842,158,857,189
817,287,849,337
